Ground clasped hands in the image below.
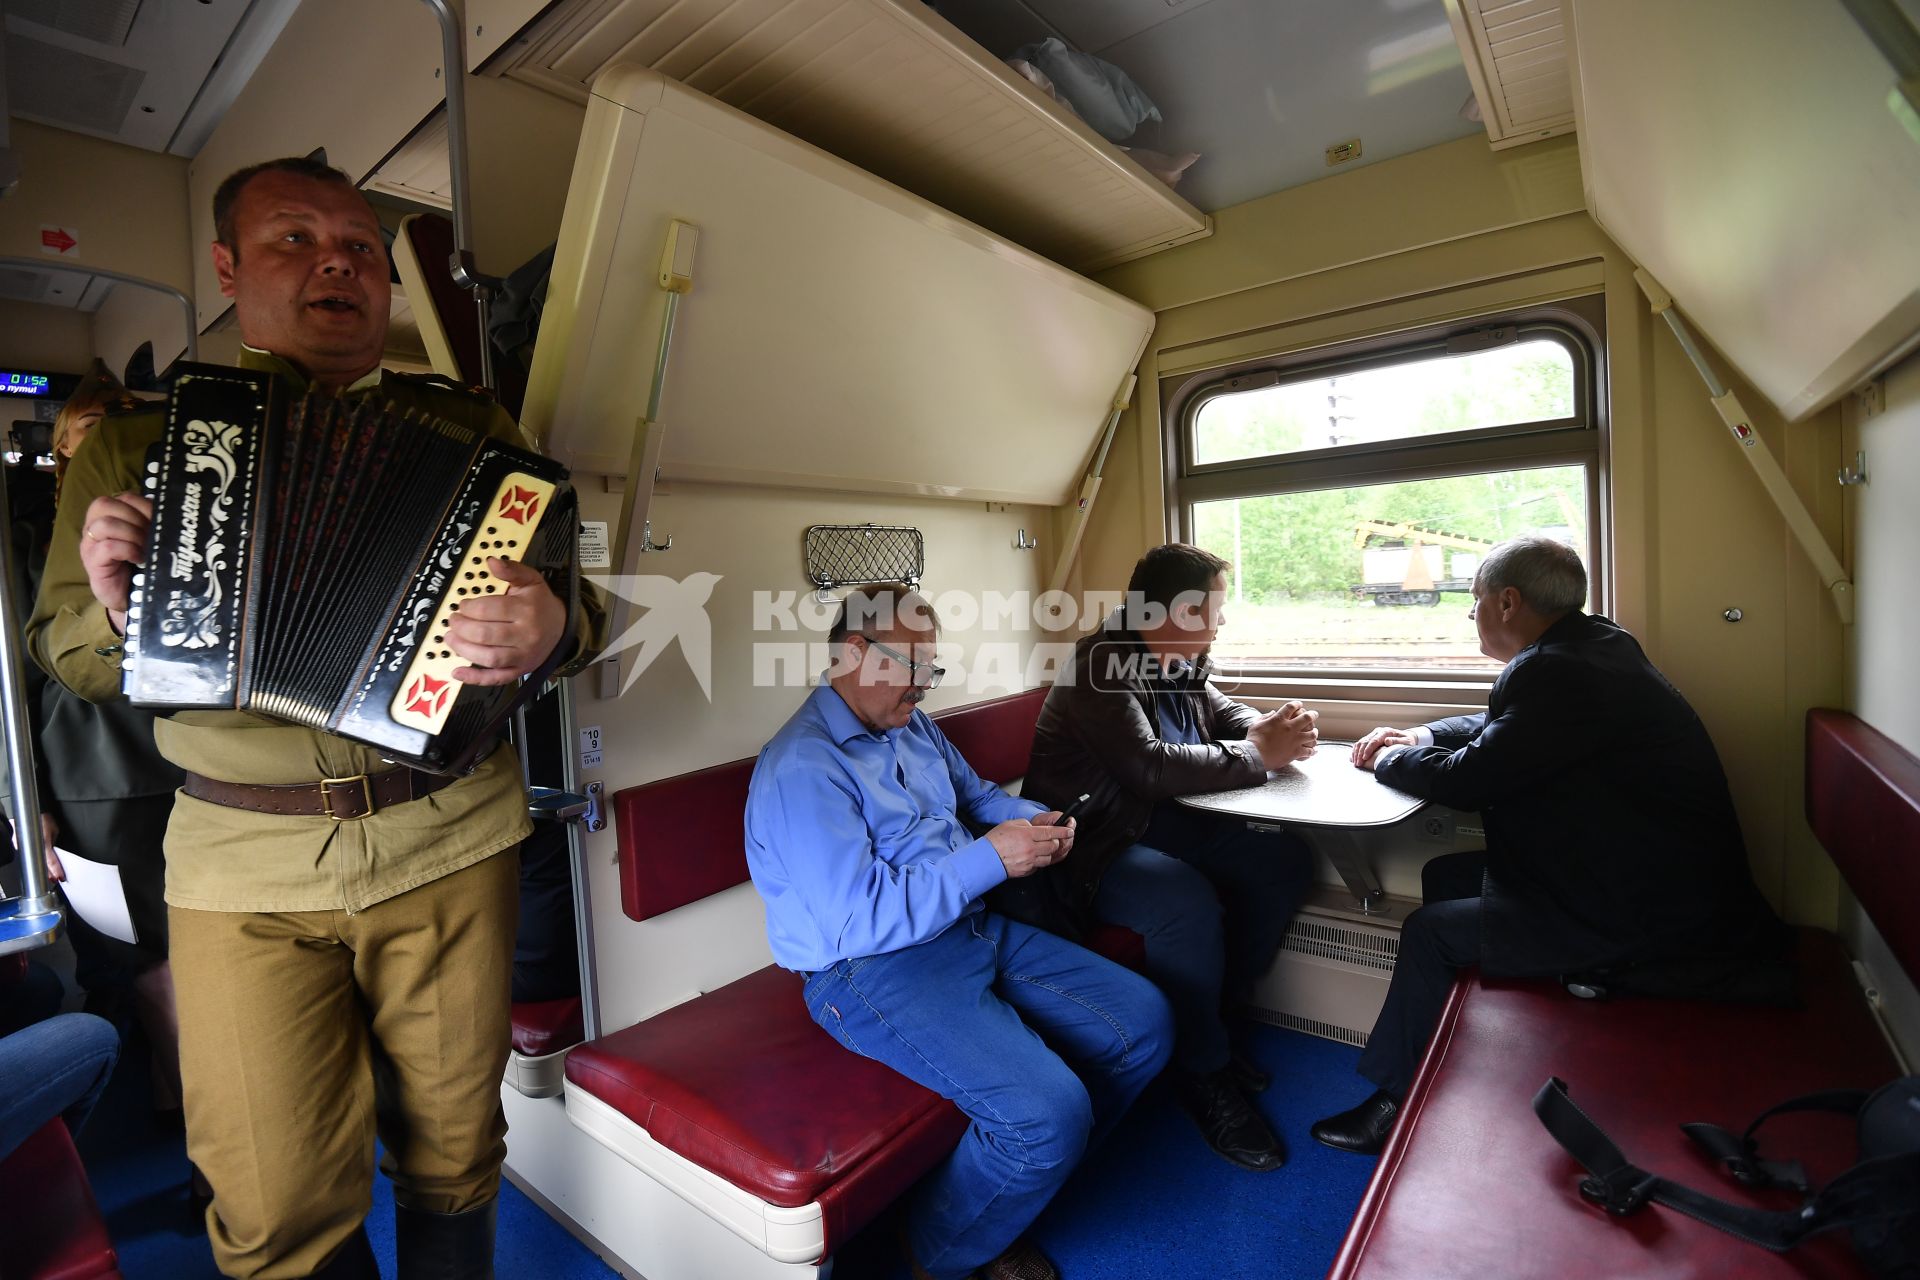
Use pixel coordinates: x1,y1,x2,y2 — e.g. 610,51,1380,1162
1247,700,1319,768
1350,727,1421,772
79,489,566,684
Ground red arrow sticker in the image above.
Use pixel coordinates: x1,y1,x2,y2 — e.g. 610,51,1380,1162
39,226,77,256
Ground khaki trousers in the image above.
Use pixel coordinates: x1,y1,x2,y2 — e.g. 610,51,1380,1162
170,849,519,1279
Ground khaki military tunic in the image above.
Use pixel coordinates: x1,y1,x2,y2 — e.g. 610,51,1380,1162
27,349,603,913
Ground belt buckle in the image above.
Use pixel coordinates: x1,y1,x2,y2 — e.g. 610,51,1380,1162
320,774,374,821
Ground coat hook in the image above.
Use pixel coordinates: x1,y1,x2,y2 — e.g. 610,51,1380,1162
640,519,673,552
1013,529,1038,551
1838,451,1868,486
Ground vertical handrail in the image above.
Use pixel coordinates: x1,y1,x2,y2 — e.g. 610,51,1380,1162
556,679,601,1041
0,464,62,955
417,0,498,391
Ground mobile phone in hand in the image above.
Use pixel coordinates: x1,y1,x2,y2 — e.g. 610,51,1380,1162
1043,793,1092,826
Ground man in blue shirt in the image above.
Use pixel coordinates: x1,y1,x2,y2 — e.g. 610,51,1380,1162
746,586,1172,1280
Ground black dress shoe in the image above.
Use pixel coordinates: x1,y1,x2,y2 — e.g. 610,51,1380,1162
1310,1089,1401,1154
908,1236,1058,1280
1228,1049,1270,1094
1177,1070,1286,1171
979,1238,1060,1280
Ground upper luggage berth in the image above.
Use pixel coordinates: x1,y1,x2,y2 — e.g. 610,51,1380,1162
1565,0,1920,421
520,66,1152,504
469,0,1211,273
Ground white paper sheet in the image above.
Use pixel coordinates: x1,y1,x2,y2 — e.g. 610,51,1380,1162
52,846,137,945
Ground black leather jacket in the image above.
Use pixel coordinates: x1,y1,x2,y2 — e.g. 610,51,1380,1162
1003,613,1267,933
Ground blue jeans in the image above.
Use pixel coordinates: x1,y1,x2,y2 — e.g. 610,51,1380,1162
804,912,1172,1280
1093,805,1314,1074
0,1012,120,1163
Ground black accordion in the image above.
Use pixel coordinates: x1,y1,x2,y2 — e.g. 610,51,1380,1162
122,362,578,775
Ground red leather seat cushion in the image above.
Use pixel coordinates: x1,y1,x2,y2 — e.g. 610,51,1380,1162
1331,930,1893,1280
0,1120,121,1280
1083,923,1146,972
1806,708,1920,983
931,687,1051,785
566,965,968,1255
613,757,755,922
611,689,1053,923
511,996,585,1056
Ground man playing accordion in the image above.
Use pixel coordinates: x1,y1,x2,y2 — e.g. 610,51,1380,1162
27,156,604,1280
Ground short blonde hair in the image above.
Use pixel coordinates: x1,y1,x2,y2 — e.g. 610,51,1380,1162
51,360,139,496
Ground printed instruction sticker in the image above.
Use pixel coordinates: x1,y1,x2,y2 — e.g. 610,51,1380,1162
579,521,611,570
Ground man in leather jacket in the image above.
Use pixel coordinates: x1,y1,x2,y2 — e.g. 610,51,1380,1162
1018,544,1319,1172
1310,536,1790,1156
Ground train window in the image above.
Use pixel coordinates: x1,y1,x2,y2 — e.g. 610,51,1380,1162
1168,304,1603,677
1191,337,1577,466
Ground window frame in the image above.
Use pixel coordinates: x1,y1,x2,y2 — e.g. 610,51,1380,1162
1161,296,1608,694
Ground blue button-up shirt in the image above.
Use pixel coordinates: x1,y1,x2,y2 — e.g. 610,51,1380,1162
745,682,1043,972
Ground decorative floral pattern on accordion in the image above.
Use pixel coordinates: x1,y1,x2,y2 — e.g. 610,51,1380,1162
157,417,243,652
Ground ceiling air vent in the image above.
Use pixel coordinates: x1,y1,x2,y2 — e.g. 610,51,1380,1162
0,267,50,304
9,0,144,47
5,33,145,133
1443,0,1576,150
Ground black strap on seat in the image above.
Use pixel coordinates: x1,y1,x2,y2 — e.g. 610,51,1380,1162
1530,1077,1913,1254
1681,1088,1872,1192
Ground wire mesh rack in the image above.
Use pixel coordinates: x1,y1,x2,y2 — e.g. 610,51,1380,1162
804,524,924,590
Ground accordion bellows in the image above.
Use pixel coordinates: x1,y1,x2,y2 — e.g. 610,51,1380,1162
123,363,577,775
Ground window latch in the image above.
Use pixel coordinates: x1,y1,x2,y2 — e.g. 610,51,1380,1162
1445,325,1518,354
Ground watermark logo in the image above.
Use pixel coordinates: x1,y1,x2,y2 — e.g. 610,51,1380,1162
589,572,724,697
579,580,1234,699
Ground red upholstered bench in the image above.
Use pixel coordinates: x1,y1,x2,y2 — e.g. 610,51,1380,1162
506,996,586,1097
566,687,1143,1263
1329,708,1916,1280
0,1119,122,1280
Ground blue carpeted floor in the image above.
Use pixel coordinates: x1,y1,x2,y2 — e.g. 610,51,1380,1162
830,1021,1379,1280
79,1021,1376,1278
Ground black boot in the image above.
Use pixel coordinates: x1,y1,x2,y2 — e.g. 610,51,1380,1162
310,1227,379,1279
1310,1088,1401,1155
396,1199,497,1280
1177,1070,1286,1171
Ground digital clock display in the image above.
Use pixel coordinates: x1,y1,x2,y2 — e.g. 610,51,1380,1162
0,371,51,396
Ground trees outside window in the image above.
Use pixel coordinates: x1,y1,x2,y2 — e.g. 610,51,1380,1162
1169,310,1602,674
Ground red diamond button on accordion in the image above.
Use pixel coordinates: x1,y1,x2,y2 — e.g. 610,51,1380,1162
122,362,579,776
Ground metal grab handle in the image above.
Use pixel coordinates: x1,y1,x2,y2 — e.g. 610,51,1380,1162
418,0,500,391
0,467,63,956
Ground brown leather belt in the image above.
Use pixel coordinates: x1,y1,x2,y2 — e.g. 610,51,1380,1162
183,768,455,820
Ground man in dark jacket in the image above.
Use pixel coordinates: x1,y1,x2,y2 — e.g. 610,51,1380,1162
1311,536,1790,1155
1019,544,1319,1172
